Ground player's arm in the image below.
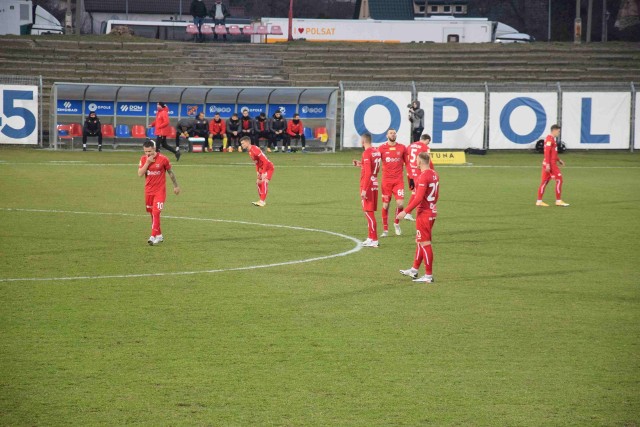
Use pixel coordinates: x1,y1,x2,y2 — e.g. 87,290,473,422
543,143,552,172
167,169,181,195
399,180,426,218
360,158,372,198
137,155,154,177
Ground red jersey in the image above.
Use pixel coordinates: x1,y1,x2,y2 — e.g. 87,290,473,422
378,142,408,183
287,120,304,136
360,146,381,192
405,141,431,179
249,145,274,172
404,168,439,215
139,153,171,195
543,134,559,167
209,118,226,135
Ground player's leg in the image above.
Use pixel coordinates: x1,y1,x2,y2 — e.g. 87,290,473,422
145,194,155,244
393,182,405,235
536,169,551,206
400,242,422,279
413,216,436,283
553,170,569,206
381,182,391,236
149,194,165,244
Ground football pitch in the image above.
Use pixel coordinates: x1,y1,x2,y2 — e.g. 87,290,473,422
0,148,638,426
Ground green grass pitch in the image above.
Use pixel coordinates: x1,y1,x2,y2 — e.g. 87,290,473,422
0,147,638,426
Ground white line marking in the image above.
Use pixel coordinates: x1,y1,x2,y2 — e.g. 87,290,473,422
0,208,363,283
0,162,638,169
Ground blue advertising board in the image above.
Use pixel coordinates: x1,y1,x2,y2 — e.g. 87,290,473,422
116,102,147,117
57,100,83,115
237,103,266,116
181,103,204,117
85,101,115,115
267,103,296,117
299,104,327,119
205,103,235,117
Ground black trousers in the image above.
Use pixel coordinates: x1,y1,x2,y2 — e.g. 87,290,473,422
412,127,424,143
253,130,272,147
175,130,192,148
289,134,306,148
273,132,289,148
83,131,102,145
156,136,177,154
227,132,241,148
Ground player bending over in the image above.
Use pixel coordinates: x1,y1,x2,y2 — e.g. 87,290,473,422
138,139,180,245
536,124,570,207
397,152,439,283
240,136,274,207
404,133,433,221
353,132,381,248
378,128,409,237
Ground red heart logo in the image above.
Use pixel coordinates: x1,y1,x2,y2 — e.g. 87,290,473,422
298,27,304,34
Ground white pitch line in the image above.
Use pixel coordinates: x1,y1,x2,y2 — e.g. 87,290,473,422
0,208,363,283
0,162,638,169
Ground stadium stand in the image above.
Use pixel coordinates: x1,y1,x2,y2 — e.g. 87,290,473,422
1,36,638,143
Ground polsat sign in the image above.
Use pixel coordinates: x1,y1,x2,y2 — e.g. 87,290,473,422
296,26,336,37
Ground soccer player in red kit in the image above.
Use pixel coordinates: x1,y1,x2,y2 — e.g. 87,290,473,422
138,139,181,245
397,152,439,283
536,124,570,207
240,136,274,207
404,133,433,221
353,132,381,248
378,128,409,237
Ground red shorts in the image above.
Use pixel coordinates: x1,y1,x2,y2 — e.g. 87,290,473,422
416,212,436,243
381,180,405,203
541,166,562,181
361,187,378,212
145,193,166,213
259,166,274,181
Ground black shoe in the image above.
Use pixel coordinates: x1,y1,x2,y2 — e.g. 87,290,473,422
98,145,102,152
175,150,181,161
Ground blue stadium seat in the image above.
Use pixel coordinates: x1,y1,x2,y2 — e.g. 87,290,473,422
147,127,157,138
303,127,314,139
116,124,131,138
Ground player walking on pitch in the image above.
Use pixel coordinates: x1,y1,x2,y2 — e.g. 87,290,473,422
378,129,409,236
404,134,433,221
353,133,381,248
397,152,439,283
138,139,181,245
536,124,570,207
240,136,274,207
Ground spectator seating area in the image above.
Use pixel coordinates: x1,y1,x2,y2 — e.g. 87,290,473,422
1,36,638,146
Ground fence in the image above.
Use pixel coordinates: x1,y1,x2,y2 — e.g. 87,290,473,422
51,83,339,151
340,81,638,151
0,75,43,146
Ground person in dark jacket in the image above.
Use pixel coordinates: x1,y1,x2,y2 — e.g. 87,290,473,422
82,111,102,151
226,113,242,151
175,117,195,152
192,112,210,152
210,0,230,41
190,0,208,42
253,112,272,150
239,109,254,143
408,100,425,144
270,110,288,152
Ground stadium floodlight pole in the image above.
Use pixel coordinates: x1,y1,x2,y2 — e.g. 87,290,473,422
574,0,582,43
288,0,294,42
65,0,73,34
587,0,593,42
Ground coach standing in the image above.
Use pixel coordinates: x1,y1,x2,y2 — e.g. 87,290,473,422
149,102,180,161
408,100,424,144
190,0,208,43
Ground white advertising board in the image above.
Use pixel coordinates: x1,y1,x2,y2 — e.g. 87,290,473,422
561,92,631,149
343,91,412,148
0,85,38,145
418,92,485,149
489,92,557,149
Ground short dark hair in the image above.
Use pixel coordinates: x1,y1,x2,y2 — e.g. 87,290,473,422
421,134,431,141
361,133,372,143
551,124,561,131
240,136,251,144
293,113,299,117
418,151,431,164
143,139,156,149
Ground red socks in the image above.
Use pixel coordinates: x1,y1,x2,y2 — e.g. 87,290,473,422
151,211,161,236
381,207,389,231
420,244,434,275
257,181,269,202
364,211,377,240
412,244,423,269
394,207,402,225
